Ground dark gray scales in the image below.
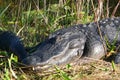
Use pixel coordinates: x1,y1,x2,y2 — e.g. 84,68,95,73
22,25,87,66
0,17,120,69
22,17,120,66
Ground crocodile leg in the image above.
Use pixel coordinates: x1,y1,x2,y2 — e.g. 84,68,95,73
115,53,120,63
83,33,106,59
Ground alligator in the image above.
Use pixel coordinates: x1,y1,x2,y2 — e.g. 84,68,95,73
0,17,120,70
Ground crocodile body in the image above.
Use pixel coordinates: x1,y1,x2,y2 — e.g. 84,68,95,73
0,17,120,68
22,17,120,66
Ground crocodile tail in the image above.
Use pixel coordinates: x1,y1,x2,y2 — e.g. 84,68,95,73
0,31,28,61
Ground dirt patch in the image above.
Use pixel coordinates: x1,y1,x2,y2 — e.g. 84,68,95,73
30,57,120,80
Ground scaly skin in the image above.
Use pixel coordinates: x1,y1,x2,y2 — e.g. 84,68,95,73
22,17,120,67
0,17,120,70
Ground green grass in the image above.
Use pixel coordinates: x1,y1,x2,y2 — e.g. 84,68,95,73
0,0,120,80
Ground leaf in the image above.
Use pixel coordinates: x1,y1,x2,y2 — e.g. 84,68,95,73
55,66,71,80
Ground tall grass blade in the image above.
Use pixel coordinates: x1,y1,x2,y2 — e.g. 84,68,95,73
0,4,11,18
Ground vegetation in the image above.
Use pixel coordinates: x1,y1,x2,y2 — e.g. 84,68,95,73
0,0,120,80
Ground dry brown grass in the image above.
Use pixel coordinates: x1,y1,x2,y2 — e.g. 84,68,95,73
19,57,120,80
